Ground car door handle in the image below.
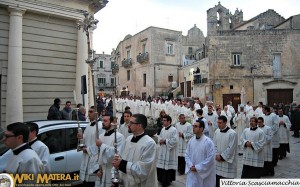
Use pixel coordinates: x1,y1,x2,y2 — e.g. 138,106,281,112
54,156,64,161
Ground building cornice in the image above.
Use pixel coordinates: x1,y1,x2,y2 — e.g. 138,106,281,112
0,0,108,20
262,79,297,86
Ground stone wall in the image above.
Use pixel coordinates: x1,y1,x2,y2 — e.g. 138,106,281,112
207,29,300,105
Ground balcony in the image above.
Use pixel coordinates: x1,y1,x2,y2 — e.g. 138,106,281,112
98,83,115,89
193,73,208,85
122,58,132,68
137,52,149,63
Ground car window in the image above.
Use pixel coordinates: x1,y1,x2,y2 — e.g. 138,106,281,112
0,129,8,156
38,129,65,154
66,127,86,151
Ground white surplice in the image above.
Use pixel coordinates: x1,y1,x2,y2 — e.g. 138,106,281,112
30,139,51,173
233,112,249,153
258,125,273,161
213,128,238,178
263,113,279,148
157,125,178,170
175,122,193,157
204,112,218,139
277,115,291,144
89,130,125,187
5,144,45,184
80,121,105,182
241,127,265,167
119,122,132,139
185,135,216,187
119,135,158,187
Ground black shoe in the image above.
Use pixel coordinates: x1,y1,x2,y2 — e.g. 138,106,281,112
238,153,243,156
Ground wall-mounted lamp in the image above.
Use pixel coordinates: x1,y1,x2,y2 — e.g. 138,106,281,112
214,81,222,89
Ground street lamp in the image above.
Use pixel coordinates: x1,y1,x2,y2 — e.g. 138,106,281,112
77,10,99,112
111,58,119,117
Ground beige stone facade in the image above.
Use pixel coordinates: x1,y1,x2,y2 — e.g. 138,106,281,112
115,26,205,98
94,52,114,94
0,0,107,125
203,2,300,108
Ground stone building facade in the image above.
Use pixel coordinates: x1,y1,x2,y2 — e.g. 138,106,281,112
0,0,107,125
115,26,205,98
202,2,300,109
94,52,114,94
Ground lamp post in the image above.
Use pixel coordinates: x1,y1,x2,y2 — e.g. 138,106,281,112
77,11,99,113
111,59,119,117
77,10,105,184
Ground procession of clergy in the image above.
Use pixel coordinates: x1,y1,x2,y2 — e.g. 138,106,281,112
77,96,291,187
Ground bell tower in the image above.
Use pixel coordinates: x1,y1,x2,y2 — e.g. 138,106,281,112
207,2,231,36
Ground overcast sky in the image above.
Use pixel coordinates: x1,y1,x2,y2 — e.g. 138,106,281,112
93,0,299,54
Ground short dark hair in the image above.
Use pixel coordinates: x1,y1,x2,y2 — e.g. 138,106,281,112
179,114,185,118
218,115,227,123
66,101,71,105
7,122,29,143
54,98,61,104
132,114,147,129
196,109,203,115
26,122,39,135
264,106,270,112
124,111,132,116
257,117,264,122
102,114,113,122
195,120,205,129
250,117,258,123
76,103,83,108
163,115,172,124
125,106,130,111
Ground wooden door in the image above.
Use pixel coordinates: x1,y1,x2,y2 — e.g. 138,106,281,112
187,81,191,97
223,94,241,112
267,89,293,105
180,82,184,97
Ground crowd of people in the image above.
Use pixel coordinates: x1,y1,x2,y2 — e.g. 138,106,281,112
1,95,299,187
66,96,300,187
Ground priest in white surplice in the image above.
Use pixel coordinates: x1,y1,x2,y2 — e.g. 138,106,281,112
27,122,51,173
233,105,249,155
204,105,218,139
185,120,216,187
195,109,209,136
157,115,178,187
262,106,279,167
112,114,158,187
257,117,274,176
277,108,291,160
78,106,104,186
175,114,193,175
241,117,265,178
119,111,133,139
213,116,238,187
88,115,125,187
4,122,45,185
